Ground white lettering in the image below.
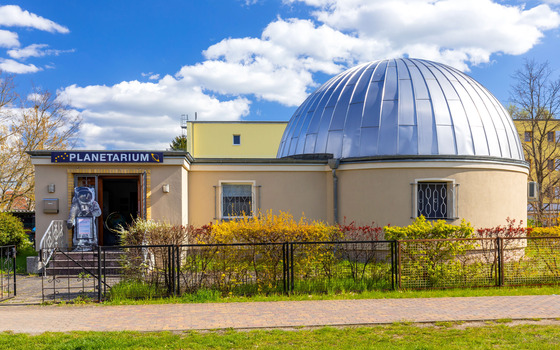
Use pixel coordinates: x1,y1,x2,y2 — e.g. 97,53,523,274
111,154,119,162
120,153,127,162
91,153,98,162
132,154,139,162
77,153,83,162
83,154,90,162
100,154,106,162
140,154,149,162
69,153,76,162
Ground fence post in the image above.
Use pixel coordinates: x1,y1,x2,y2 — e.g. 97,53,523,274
176,245,181,296
390,241,396,291
282,243,287,294
167,245,174,296
496,237,504,287
290,243,294,293
11,246,17,296
397,240,402,290
97,245,102,302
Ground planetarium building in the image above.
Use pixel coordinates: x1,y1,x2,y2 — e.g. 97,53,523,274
30,58,529,248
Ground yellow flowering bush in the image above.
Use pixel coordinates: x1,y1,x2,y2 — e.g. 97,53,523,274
188,211,343,295
206,210,342,244
531,226,560,237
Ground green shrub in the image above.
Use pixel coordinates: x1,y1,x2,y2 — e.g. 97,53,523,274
384,216,473,240
0,212,31,250
384,216,475,288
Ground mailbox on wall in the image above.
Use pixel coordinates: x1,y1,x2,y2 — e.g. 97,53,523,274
43,198,59,214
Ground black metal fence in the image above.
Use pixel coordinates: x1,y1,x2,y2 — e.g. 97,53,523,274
39,236,560,302
0,245,16,301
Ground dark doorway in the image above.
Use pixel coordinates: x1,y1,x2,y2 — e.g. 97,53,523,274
99,177,139,246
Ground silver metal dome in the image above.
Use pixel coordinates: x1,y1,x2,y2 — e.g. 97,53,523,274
277,58,524,161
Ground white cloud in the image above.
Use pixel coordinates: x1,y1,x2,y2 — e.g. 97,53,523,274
0,29,19,48
0,5,69,33
283,0,560,69
59,76,251,149
0,58,40,73
7,43,74,60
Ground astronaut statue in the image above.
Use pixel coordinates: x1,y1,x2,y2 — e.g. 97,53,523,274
67,187,102,251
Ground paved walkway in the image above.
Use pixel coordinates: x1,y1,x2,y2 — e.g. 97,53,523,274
1,294,560,334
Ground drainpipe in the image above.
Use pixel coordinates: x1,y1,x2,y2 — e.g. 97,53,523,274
328,158,340,224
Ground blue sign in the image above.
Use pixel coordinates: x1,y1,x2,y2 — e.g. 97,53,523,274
51,151,164,163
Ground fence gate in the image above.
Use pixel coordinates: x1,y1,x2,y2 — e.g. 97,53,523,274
0,245,16,301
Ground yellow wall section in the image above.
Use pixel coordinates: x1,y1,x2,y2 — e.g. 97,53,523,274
187,122,287,158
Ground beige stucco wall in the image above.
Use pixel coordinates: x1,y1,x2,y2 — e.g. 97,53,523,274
336,161,528,228
32,158,188,249
32,154,528,248
188,164,329,226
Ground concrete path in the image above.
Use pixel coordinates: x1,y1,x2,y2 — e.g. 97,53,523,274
1,295,560,334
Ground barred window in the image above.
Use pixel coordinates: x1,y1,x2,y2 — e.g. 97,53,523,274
414,181,457,220
221,183,253,219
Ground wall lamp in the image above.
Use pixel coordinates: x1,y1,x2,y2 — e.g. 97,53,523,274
162,184,170,193
47,184,56,193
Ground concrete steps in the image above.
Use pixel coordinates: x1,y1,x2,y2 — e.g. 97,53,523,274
45,250,123,277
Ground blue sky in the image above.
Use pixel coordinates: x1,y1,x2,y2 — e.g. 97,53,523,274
3,0,560,149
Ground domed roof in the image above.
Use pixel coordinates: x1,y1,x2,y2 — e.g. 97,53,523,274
277,58,524,161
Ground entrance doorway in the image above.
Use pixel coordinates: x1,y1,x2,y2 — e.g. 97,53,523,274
75,174,145,246
99,177,139,246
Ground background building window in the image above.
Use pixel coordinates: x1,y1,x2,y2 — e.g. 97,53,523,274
221,183,253,218
548,131,555,142
415,181,457,220
233,134,241,145
524,131,532,142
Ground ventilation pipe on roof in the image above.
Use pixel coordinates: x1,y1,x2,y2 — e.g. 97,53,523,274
328,158,340,224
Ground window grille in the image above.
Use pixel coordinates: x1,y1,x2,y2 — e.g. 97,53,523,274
414,182,458,220
221,184,253,219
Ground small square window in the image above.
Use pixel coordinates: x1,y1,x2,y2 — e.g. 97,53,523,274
233,134,241,145
524,131,532,142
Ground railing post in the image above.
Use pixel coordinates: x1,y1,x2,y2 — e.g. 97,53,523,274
97,245,102,302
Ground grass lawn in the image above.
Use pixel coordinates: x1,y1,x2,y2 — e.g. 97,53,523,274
103,284,560,305
1,323,560,349
15,246,37,273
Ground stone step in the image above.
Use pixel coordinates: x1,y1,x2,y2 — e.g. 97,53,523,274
45,250,125,276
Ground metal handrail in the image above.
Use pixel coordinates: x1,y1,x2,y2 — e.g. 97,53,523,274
39,220,65,267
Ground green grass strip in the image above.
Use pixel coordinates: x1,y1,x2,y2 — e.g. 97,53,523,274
1,324,560,349
101,285,560,305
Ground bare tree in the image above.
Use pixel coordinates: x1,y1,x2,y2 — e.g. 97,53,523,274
510,59,560,225
0,79,81,211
